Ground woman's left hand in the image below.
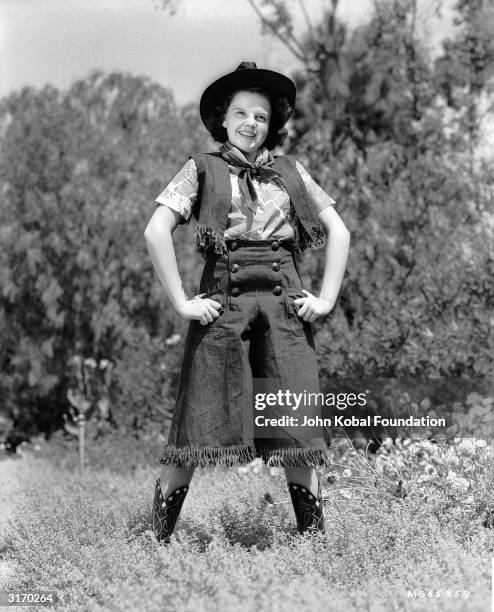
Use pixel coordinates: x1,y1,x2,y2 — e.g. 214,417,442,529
293,290,335,322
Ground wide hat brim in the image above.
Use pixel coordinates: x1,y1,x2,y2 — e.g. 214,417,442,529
199,62,296,131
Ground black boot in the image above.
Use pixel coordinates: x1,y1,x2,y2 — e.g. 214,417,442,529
287,481,325,534
152,477,189,544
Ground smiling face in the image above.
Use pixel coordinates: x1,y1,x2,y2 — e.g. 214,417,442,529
221,90,271,161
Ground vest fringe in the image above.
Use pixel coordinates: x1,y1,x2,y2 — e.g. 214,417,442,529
194,223,325,258
159,444,331,468
295,223,326,255
193,225,228,258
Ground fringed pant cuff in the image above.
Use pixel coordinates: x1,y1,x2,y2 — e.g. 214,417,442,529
159,444,257,468
159,444,331,468
259,447,331,468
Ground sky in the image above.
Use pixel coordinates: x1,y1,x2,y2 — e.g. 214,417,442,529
0,0,456,106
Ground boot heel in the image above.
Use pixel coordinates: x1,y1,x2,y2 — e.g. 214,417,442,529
287,482,325,534
152,478,189,544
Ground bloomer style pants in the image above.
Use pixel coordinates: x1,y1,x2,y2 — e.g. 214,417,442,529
160,239,332,468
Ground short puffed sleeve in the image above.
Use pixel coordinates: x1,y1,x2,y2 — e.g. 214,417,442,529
154,158,199,223
295,161,336,215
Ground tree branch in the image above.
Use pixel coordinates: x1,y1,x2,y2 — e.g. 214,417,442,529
245,0,307,63
298,0,316,40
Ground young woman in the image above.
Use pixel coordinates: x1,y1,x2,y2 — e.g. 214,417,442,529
144,62,350,543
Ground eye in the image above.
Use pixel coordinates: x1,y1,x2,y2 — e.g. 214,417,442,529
235,110,245,116
257,115,268,122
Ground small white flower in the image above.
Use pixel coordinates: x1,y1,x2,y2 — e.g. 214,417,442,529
446,470,470,491
382,437,394,450
453,477,470,492
165,334,182,346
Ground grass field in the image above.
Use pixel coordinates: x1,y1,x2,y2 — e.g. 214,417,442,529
0,432,492,612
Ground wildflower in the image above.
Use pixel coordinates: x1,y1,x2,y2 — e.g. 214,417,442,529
446,470,470,492
382,437,394,450
424,464,437,476
458,439,476,452
466,392,482,406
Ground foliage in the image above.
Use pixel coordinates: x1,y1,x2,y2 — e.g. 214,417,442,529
2,0,494,435
0,71,207,434
321,434,494,542
243,0,494,378
111,326,184,435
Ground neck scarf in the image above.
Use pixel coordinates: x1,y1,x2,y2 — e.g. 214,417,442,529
219,142,283,211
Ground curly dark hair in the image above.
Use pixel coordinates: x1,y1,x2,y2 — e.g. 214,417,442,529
205,86,293,150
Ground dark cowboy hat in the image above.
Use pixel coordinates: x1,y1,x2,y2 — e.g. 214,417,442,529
199,61,296,130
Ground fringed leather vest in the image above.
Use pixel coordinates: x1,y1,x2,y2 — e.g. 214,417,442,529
189,152,325,257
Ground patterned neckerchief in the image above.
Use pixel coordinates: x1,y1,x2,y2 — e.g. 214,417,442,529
219,142,283,211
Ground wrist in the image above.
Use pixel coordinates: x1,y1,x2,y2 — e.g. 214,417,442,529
175,302,188,316
174,290,189,316
318,295,336,305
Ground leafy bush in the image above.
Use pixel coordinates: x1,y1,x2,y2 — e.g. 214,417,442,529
2,0,494,438
112,326,185,435
0,71,206,434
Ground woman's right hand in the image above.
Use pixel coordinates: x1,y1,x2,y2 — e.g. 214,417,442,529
178,295,222,325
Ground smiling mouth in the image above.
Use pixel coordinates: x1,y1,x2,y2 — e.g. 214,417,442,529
239,132,256,138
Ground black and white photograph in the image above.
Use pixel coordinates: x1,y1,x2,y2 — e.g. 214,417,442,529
0,1,493,610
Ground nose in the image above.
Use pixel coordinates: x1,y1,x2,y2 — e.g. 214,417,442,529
244,114,256,127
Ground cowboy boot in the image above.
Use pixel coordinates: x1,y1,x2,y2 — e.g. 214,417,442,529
152,477,189,544
287,481,325,534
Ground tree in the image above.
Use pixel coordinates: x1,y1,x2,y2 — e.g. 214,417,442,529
0,71,208,434
155,0,494,382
